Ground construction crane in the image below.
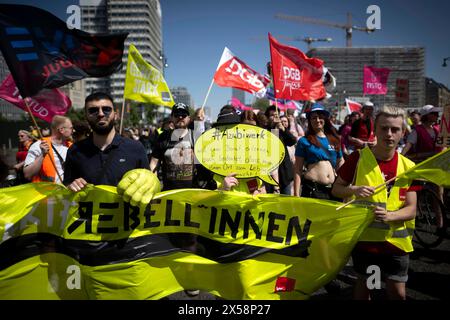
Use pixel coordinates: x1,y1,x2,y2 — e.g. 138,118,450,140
275,12,375,47
275,35,332,50
250,35,332,50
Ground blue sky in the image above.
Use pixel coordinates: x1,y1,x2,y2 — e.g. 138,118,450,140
1,0,450,118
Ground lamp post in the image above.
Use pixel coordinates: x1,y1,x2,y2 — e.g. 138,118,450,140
159,51,169,120
443,57,450,67
159,51,169,76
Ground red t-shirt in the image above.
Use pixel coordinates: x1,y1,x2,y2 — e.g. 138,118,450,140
337,150,412,255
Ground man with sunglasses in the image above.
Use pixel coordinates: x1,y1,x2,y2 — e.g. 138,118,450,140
63,92,158,207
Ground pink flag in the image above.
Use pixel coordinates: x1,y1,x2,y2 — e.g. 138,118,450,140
0,74,71,123
269,99,297,112
214,47,270,98
345,98,362,114
363,66,391,95
230,97,253,111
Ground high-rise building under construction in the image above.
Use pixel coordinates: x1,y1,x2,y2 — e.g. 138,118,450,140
307,46,425,109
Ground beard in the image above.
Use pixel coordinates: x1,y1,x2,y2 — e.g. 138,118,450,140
88,118,115,135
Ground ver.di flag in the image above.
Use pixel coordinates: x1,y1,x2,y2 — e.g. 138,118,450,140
0,74,71,122
0,4,127,97
213,47,270,98
269,33,326,101
0,183,372,300
124,44,174,107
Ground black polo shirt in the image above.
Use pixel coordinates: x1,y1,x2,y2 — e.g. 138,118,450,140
63,134,149,186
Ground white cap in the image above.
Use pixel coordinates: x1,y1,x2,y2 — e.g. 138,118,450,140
420,105,442,116
362,101,374,108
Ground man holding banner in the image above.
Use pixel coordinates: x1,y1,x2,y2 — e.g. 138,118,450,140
63,92,159,208
332,105,417,300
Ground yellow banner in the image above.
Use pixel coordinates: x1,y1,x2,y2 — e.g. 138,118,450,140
0,183,372,300
123,44,174,107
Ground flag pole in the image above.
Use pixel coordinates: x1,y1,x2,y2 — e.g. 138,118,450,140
335,162,422,211
24,98,65,185
119,99,126,135
335,177,396,211
201,78,215,112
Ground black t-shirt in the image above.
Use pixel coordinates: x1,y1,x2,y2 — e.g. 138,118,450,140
151,129,195,191
63,134,149,186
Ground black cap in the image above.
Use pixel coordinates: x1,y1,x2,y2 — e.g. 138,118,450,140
171,103,190,116
212,105,241,127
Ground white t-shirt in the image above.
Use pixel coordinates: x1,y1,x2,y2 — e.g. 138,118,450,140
24,140,68,183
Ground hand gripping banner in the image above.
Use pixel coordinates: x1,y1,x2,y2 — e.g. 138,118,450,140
0,183,372,300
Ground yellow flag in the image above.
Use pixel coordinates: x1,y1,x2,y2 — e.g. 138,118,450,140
124,44,174,107
401,148,450,187
0,183,373,300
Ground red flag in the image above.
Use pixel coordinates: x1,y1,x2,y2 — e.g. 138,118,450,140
0,74,71,123
214,47,269,98
345,98,362,114
269,33,326,101
363,66,391,95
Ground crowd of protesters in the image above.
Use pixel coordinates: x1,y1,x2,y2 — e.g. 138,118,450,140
0,92,446,301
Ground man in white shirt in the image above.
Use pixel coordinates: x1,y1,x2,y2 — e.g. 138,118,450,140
24,115,73,184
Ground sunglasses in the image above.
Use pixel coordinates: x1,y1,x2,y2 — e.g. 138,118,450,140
173,113,188,119
87,106,113,116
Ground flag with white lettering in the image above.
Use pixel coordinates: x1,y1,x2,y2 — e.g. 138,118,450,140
363,66,390,95
0,74,71,122
269,34,326,101
123,44,174,107
0,4,127,98
0,183,372,300
213,47,270,98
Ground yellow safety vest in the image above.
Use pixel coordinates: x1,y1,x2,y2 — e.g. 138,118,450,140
353,147,416,252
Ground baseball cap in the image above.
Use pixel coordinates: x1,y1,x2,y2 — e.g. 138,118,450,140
362,101,374,109
171,103,190,116
420,105,442,116
212,105,241,127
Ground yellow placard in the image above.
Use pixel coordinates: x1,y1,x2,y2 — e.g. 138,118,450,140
124,44,174,107
194,124,285,185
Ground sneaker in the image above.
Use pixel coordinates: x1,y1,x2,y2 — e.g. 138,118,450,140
185,289,200,297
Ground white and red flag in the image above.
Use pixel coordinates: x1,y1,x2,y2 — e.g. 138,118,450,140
363,66,391,95
0,74,71,123
213,47,269,98
269,33,326,101
345,98,362,114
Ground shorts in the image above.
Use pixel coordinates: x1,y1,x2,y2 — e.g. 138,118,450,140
351,249,409,283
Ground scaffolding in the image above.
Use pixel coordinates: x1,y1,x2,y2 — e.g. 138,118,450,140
308,46,425,109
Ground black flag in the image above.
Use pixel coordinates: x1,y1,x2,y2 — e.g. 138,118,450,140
0,4,128,97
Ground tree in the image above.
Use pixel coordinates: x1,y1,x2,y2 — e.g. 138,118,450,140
252,98,270,111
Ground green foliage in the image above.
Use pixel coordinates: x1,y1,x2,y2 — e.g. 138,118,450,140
66,108,85,122
252,98,270,111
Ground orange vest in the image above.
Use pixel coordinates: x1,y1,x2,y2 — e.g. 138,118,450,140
32,137,72,183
